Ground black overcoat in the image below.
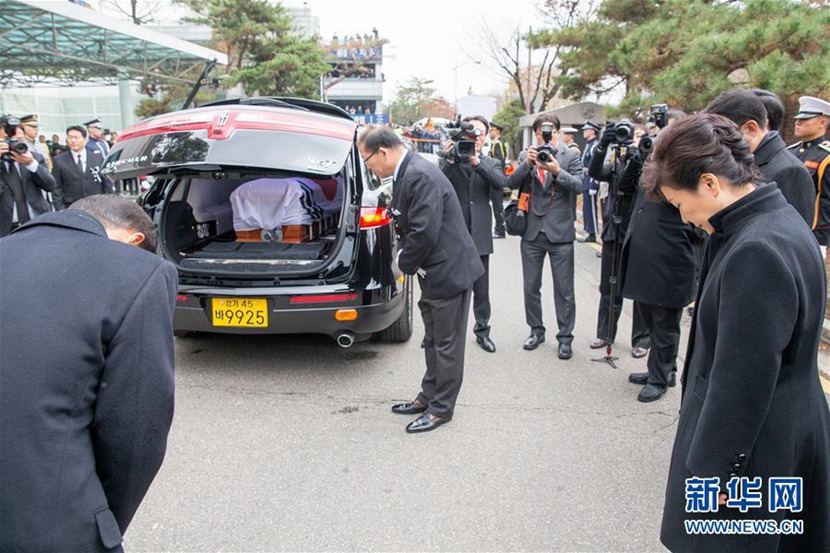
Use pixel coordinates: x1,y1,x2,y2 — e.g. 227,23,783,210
660,185,830,552
392,152,484,300
439,155,505,256
0,211,178,552
620,188,701,308
753,132,814,226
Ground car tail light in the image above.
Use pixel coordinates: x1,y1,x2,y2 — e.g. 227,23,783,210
335,309,358,321
289,293,358,304
359,207,391,229
176,294,189,302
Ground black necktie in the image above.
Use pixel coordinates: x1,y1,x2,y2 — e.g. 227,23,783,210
76,154,84,173
3,162,30,224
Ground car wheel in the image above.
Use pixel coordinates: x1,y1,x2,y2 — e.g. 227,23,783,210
378,276,413,342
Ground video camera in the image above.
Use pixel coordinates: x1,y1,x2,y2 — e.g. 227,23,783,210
1,116,29,162
536,121,556,163
437,115,479,163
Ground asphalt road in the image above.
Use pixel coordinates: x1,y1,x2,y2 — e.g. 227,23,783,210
123,236,712,552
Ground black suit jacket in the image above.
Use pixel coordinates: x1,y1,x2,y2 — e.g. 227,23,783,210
392,152,484,299
0,152,56,236
754,131,815,225
0,211,178,552
53,149,115,209
507,144,583,242
439,155,505,256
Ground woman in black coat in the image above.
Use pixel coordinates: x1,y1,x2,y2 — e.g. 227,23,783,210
643,113,830,552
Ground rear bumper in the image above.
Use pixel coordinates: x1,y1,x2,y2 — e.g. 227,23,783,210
173,285,404,336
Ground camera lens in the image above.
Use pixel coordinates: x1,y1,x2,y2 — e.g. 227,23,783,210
537,150,551,163
11,142,28,155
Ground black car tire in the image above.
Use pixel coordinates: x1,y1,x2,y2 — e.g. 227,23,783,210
378,276,413,342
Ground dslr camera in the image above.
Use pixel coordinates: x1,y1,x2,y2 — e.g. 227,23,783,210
535,121,556,163
438,115,479,163
1,116,29,162
608,118,635,145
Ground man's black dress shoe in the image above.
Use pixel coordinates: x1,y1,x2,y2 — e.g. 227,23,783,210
493,233,506,239
476,336,496,353
406,413,447,433
637,383,667,402
628,372,676,387
557,343,573,360
392,401,426,415
631,346,649,358
578,233,597,243
523,334,545,350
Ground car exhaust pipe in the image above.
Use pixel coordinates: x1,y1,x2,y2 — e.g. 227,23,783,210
335,331,355,348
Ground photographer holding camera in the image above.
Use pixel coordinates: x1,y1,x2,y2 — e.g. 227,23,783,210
507,113,583,358
0,116,57,237
439,115,507,353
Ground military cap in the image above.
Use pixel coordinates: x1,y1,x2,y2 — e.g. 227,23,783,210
490,121,504,131
19,114,39,125
84,118,104,129
583,120,601,132
562,126,579,134
794,96,830,119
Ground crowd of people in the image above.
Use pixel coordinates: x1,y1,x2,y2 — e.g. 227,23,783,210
2,87,830,551
0,115,117,237
362,89,830,550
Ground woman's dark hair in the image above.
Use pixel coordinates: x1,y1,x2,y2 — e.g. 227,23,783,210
532,113,561,132
641,113,760,200
358,125,402,150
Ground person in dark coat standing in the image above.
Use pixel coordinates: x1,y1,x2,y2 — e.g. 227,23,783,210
440,115,507,353
358,125,484,434
587,123,651,358
618,115,702,403
507,113,583,359
644,114,830,552
52,125,115,209
0,194,178,552
0,115,56,237
705,88,814,225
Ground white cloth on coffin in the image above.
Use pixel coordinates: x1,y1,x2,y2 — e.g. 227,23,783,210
230,177,341,231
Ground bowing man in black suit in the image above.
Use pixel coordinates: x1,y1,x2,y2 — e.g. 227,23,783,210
358,125,484,433
0,195,177,552
0,116,57,237
53,125,115,210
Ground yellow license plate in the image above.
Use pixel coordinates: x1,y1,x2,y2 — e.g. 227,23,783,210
211,298,268,327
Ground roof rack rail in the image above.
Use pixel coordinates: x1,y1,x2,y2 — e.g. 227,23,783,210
199,97,354,122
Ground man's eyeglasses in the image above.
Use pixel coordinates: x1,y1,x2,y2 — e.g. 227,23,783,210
362,149,380,163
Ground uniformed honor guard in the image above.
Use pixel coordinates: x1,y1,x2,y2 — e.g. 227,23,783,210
788,95,830,257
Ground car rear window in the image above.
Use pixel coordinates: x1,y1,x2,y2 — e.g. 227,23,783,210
104,128,353,179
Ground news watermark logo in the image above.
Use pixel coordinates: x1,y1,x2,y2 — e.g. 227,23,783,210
684,476,804,536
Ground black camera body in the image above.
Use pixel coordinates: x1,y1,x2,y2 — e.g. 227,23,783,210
1,115,28,162
536,121,556,163
438,115,479,163
610,119,635,144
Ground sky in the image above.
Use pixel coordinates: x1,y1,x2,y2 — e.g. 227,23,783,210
299,0,546,104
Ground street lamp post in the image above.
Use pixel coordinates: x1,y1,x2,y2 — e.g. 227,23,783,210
453,60,481,114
